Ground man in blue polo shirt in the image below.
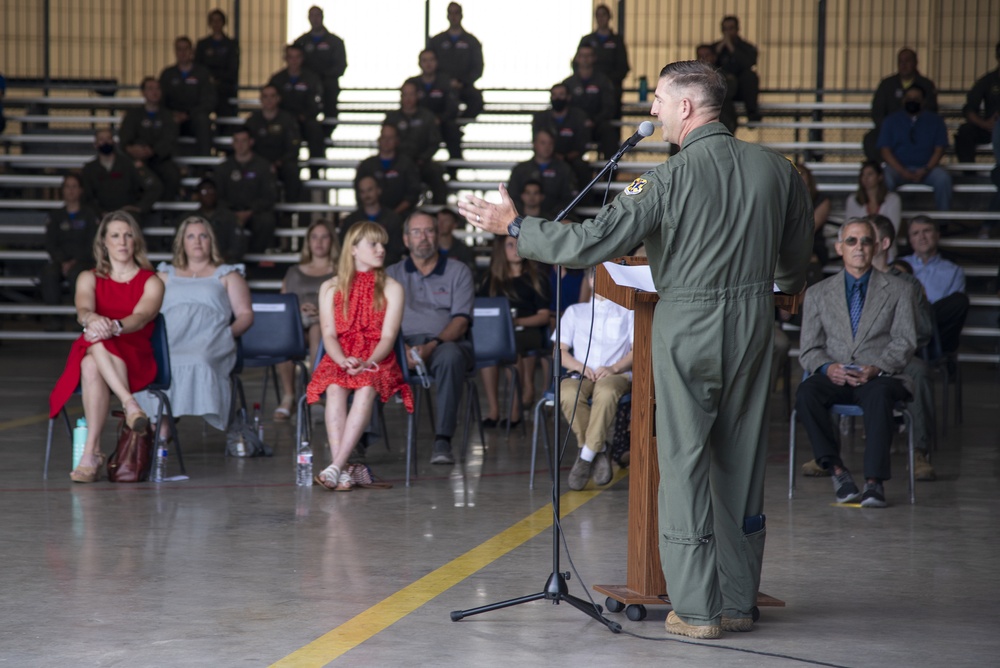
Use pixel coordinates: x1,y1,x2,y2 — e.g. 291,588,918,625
901,215,969,354
877,84,952,211
386,211,475,465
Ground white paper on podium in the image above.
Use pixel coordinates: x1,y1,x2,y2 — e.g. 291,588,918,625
602,262,788,295
602,262,656,292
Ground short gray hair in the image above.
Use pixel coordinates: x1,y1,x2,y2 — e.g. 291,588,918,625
838,217,875,241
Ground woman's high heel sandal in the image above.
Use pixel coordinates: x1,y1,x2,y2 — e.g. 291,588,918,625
70,456,102,483
125,409,149,432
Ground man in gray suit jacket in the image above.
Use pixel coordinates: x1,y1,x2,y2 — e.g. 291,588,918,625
796,219,917,507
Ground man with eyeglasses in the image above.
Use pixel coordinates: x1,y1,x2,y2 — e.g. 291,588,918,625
876,84,952,211
796,218,918,508
386,211,475,465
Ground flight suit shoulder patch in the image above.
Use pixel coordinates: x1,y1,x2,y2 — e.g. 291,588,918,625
624,177,647,195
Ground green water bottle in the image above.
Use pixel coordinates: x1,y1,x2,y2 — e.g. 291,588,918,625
72,418,87,469
639,76,649,102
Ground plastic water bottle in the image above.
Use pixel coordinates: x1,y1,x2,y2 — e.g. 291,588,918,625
72,418,87,470
296,441,313,487
151,443,167,482
638,76,649,102
253,403,264,442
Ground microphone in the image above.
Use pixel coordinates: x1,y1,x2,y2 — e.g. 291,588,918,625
625,121,655,148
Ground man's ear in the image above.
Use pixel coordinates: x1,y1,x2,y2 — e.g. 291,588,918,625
834,240,844,258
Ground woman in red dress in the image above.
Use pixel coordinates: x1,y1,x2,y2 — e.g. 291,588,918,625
306,221,413,491
49,211,164,483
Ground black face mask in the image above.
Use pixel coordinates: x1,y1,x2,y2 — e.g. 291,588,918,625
904,101,921,114
98,143,115,155
551,98,569,112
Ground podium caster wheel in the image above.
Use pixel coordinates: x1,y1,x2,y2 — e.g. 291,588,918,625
625,604,647,621
605,597,625,613
752,606,760,622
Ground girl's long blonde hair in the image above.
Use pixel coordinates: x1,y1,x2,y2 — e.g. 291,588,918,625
92,210,153,276
336,221,389,317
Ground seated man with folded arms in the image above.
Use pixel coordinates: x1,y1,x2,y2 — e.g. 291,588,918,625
561,268,634,491
796,218,917,507
355,124,422,217
245,84,303,203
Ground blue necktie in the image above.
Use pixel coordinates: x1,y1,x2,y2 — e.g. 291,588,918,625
849,283,864,338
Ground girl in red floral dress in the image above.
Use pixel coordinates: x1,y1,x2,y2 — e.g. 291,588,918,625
306,221,413,490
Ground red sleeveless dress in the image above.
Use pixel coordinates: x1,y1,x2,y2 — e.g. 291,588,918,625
306,271,413,412
49,269,158,418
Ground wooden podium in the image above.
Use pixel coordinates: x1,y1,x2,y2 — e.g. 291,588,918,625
592,257,796,619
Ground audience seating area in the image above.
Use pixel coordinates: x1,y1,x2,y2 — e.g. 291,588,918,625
1,85,998,377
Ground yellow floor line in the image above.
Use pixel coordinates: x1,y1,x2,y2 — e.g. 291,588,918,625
271,468,629,667
0,407,81,432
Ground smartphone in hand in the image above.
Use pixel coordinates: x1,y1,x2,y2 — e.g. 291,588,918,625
843,364,863,373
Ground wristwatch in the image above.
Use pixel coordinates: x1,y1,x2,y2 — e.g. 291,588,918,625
113,319,124,336
507,216,523,238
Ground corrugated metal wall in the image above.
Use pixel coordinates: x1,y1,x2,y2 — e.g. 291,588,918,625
1,0,286,93
2,1,998,97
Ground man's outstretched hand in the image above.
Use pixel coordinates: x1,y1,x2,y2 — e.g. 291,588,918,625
458,183,519,235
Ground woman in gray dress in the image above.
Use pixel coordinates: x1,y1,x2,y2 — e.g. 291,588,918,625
273,219,339,419
137,216,253,431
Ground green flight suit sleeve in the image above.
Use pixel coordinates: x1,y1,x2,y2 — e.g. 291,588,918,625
517,173,664,269
774,162,815,294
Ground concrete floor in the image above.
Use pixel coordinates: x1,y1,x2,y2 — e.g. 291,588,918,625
2,339,999,667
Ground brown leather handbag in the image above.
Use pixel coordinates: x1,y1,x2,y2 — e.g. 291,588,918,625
107,415,154,483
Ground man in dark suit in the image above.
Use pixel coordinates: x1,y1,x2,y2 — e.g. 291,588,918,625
796,218,917,508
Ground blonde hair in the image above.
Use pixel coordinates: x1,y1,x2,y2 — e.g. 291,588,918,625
336,221,389,317
92,210,153,276
171,216,223,269
300,218,340,269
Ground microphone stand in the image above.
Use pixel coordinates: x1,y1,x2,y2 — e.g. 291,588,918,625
450,131,648,630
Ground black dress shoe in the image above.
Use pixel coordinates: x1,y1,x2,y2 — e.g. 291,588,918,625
498,418,523,429
481,418,498,428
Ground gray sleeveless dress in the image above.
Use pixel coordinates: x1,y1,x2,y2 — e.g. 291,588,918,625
137,263,242,430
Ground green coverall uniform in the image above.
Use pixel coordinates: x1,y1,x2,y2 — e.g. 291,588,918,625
516,122,814,625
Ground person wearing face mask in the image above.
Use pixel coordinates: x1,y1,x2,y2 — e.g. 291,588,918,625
864,48,939,163
876,84,952,211
81,128,163,223
532,83,593,191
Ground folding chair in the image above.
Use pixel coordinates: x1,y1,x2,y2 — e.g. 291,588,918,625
788,372,916,504
294,340,390,455
471,296,523,439
44,314,185,479
232,293,309,417
529,377,631,490
396,335,483,487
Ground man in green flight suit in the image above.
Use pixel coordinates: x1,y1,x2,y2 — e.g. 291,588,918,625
459,60,813,639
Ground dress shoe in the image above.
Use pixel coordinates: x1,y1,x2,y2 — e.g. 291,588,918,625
591,447,613,486
665,611,721,639
567,454,593,491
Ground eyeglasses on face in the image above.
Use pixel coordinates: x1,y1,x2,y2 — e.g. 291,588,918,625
842,236,874,247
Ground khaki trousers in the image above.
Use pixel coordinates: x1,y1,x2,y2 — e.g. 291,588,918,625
559,374,631,450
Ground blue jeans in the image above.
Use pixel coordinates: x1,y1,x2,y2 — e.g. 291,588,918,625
883,163,952,211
